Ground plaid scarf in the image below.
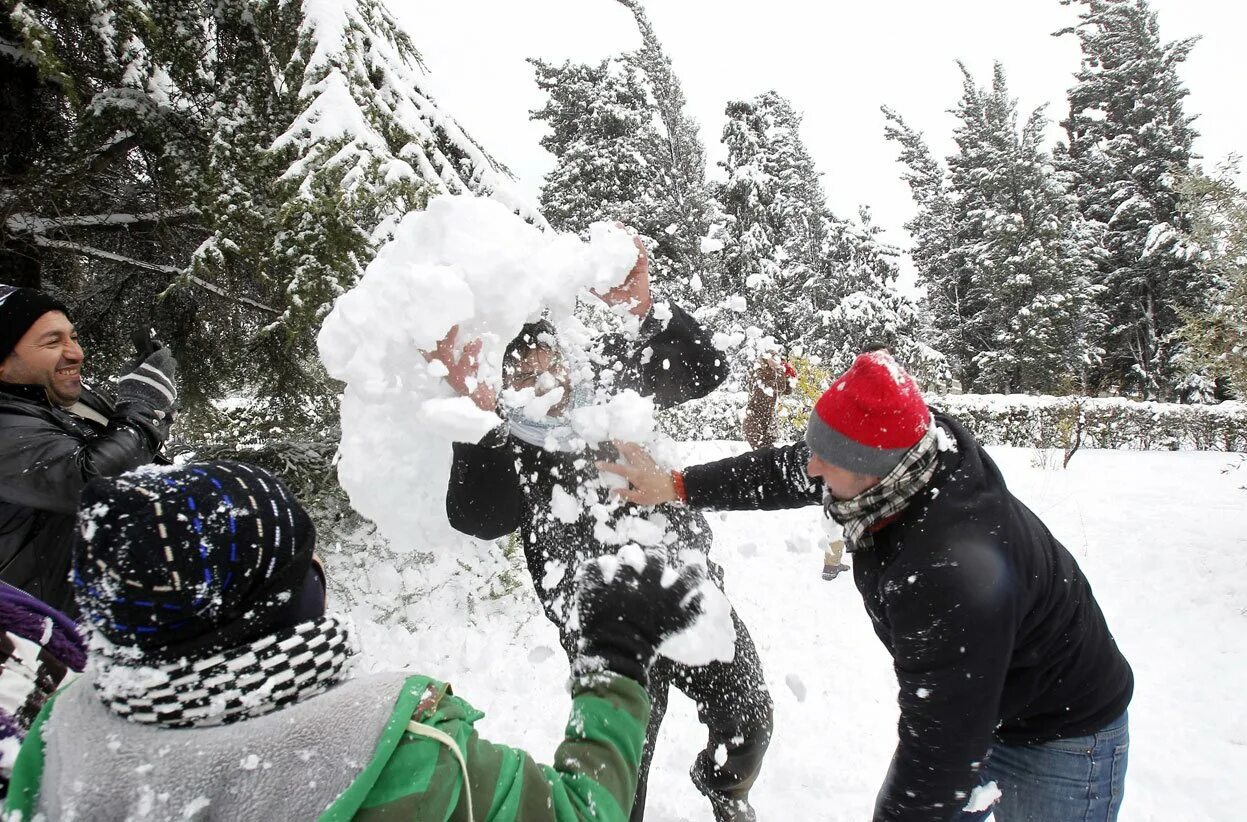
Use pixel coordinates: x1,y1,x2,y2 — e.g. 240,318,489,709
823,422,941,552
93,615,353,729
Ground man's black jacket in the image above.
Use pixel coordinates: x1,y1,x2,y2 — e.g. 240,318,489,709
680,413,1134,821
0,382,162,613
445,303,728,634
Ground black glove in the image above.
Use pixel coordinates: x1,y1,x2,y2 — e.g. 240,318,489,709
571,547,707,687
114,331,178,445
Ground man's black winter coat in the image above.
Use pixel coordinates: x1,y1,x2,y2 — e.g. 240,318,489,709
0,382,162,613
445,304,728,635
680,413,1134,821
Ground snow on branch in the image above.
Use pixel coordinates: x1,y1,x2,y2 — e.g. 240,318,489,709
32,236,279,315
6,206,201,236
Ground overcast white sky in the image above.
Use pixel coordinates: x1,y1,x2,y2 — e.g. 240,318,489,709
397,1,1245,266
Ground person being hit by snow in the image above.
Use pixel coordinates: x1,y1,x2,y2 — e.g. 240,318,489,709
0,581,86,798
3,460,715,821
602,349,1135,822
434,238,774,822
741,352,796,450
0,285,177,614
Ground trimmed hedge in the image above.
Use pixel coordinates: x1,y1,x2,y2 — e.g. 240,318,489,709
659,392,1247,452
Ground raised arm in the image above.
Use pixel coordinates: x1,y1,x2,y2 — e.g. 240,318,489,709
601,440,823,512
0,409,161,514
592,232,727,408
612,303,729,409
454,672,650,820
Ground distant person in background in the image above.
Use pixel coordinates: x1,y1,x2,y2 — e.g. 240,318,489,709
821,537,850,581
603,349,1135,822
5,461,711,821
0,285,177,613
742,353,795,449
0,581,86,798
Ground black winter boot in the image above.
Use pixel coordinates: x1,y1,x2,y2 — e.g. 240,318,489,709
690,755,759,822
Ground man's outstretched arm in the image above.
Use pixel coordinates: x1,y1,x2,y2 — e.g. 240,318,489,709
600,441,822,512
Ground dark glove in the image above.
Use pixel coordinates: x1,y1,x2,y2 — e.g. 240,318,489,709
571,547,707,687
114,332,178,445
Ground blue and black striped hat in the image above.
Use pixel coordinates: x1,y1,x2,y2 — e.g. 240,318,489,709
73,461,315,661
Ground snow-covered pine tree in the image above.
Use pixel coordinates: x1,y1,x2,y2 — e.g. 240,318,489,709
1056,0,1211,399
530,1,717,305
885,63,1102,394
1174,161,1246,400
529,56,668,242
718,91,941,383
614,0,717,296
2,0,531,413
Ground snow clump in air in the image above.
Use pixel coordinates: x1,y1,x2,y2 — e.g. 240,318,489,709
317,194,639,549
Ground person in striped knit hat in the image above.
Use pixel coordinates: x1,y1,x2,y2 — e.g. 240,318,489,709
603,349,1134,822
4,460,710,821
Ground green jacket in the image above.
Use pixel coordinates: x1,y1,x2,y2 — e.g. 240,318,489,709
4,671,649,821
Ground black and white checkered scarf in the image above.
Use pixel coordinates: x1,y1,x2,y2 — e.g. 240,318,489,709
93,616,353,728
823,422,941,552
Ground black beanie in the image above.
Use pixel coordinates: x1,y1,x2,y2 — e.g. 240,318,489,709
73,461,317,662
0,285,69,363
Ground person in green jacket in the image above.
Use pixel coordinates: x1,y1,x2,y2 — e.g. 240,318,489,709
3,461,710,821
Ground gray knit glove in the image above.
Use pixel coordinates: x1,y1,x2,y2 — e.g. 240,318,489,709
114,347,178,445
117,347,178,414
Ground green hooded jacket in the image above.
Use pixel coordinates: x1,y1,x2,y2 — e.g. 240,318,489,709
3,671,649,821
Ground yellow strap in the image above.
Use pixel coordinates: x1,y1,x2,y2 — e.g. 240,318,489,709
406,719,476,822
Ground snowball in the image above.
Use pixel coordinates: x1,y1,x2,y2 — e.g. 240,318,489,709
785,673,807,702
657,575,737,667
318,195,640,551
963,781,1002,813
550,486,581,524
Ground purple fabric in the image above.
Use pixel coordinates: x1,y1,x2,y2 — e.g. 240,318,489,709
0,582,86,672
0,709,21,742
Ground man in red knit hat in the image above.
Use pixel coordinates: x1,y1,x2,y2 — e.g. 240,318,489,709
602,349,1134,822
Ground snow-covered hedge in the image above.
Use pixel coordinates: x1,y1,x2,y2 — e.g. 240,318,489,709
659,392,1247,452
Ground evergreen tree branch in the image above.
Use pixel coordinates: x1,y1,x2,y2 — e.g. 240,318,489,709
30,236,279,315
6,206,202,235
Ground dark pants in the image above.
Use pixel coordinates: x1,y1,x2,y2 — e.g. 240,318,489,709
627,607,773,822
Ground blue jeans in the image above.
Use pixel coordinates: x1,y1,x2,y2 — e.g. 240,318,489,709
957,712,1129,822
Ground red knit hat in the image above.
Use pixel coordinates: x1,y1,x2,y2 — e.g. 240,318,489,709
804,351,930,476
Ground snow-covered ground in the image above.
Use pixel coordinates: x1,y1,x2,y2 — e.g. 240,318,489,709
350,443,1247,821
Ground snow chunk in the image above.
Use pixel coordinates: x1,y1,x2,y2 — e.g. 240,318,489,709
657,570,736,667
550,486,581,524
318,196,640,550
963,781,1002,812
785,673,807,702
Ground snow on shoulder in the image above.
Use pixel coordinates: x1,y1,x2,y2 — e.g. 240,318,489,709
317,194,640,549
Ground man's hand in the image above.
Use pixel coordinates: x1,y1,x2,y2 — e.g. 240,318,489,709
423,325,497,412
592,231,653,318
597,441,679,505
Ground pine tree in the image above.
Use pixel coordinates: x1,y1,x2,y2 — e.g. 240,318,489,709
615,0,716,290
1057,0,1211,398
2,0,531,414
529,56,666,239
718,91,942,383
885,63,1102,394
530,1,717,304
1175,161,1246,399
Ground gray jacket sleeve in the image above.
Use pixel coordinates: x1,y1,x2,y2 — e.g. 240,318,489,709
0,412,158,515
